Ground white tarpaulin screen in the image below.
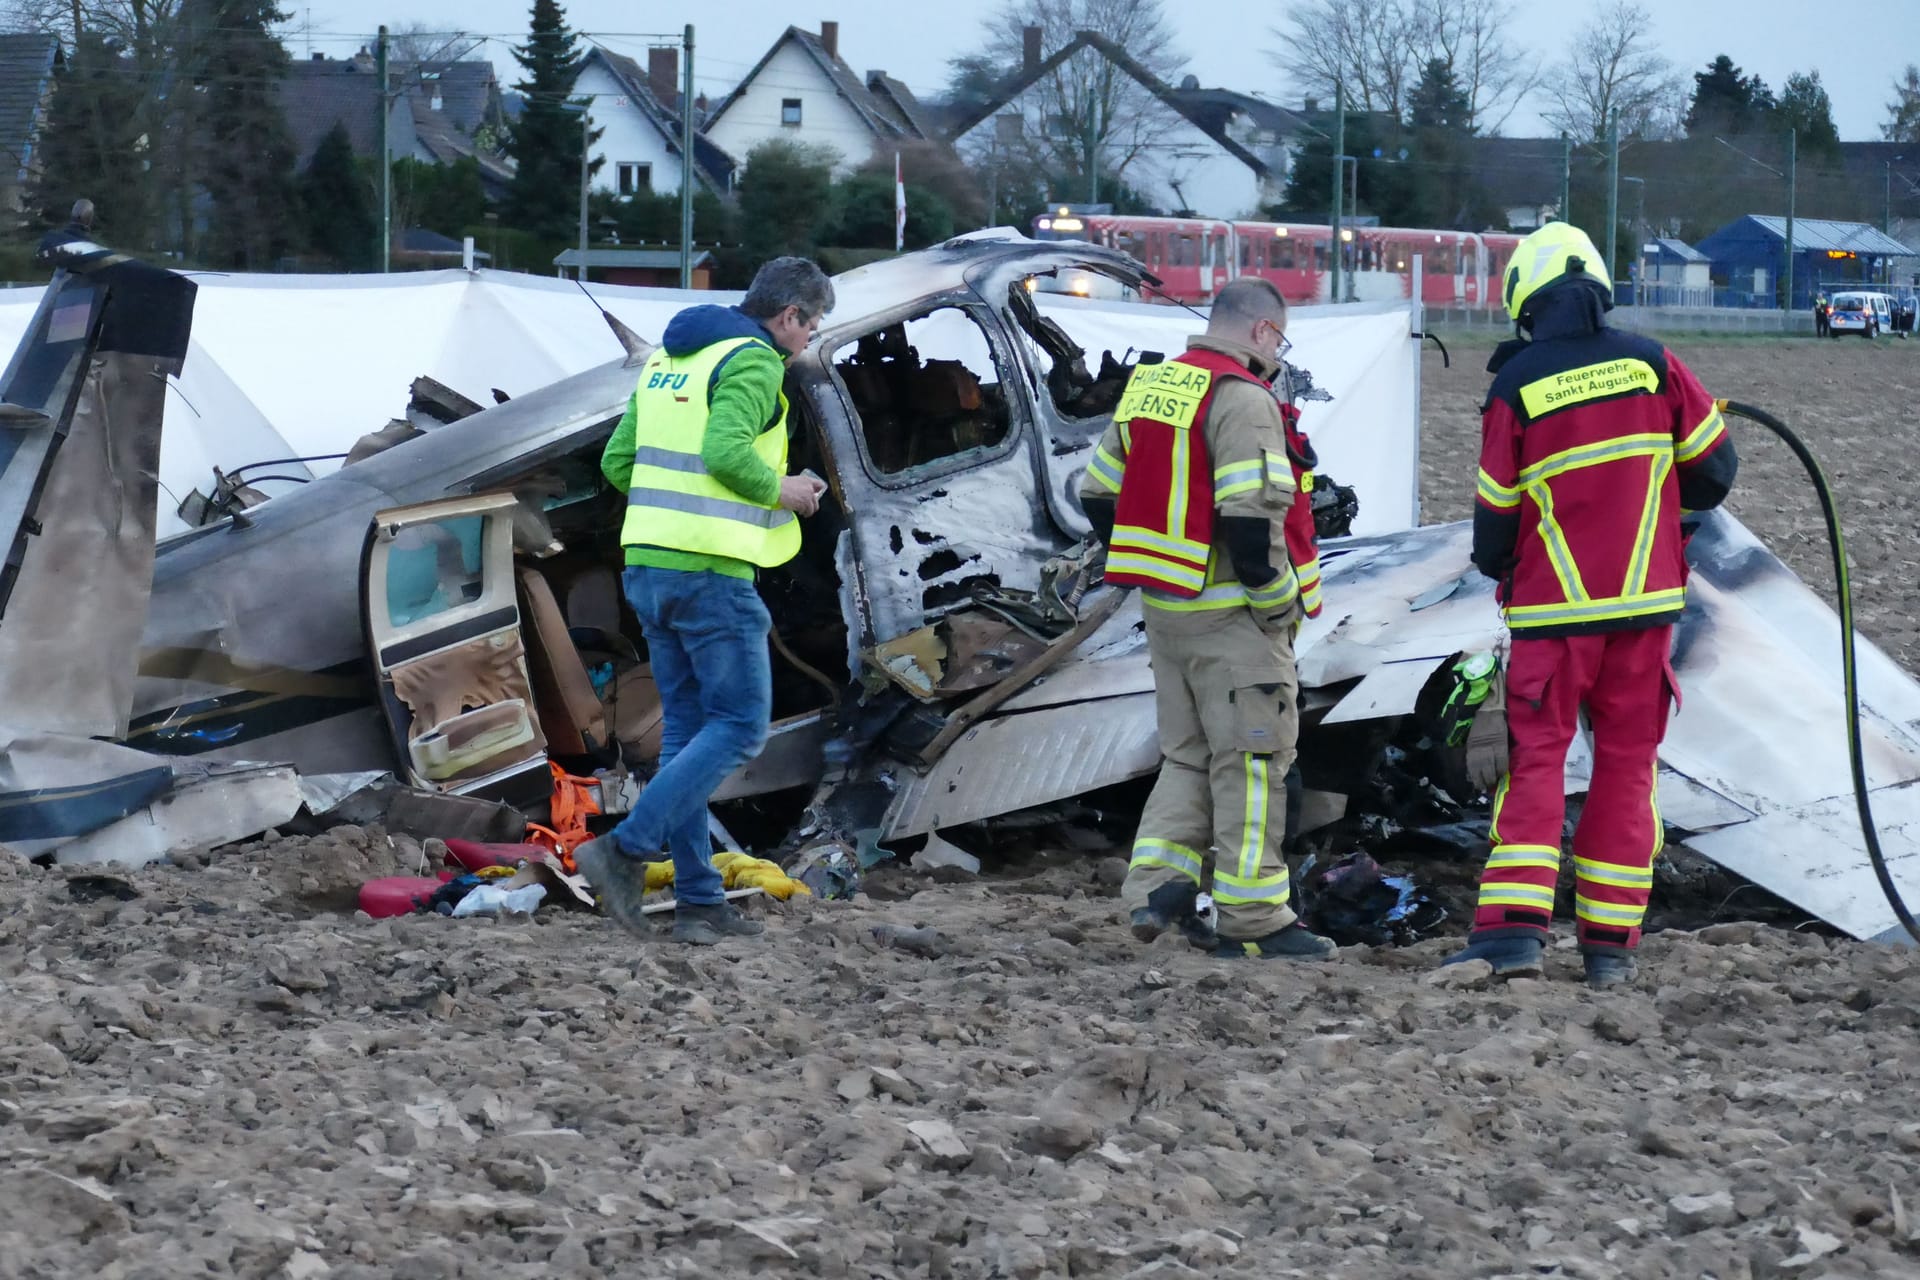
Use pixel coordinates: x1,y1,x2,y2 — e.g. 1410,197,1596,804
0,271,740,538
0,272,1419,539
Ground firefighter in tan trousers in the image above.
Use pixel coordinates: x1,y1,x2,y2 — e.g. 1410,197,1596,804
1079,278,1336,961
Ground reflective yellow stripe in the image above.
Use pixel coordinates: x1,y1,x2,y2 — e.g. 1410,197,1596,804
1487,855,1560,873
1106,551,1206,592
1130,837,1203,880
1489,774,1511,844
1142,583,1249,612
1477,468,1522,509
1244,567,1300,610
1479,886,1557,909
1675,405,1726,462
1518,433,1670,487
1212,459,1262,503
1623,451,1673,596
1506,588,1686,628
1517,358,1659,419
1240,754,1268,884
1111,525,1209,565
1575,894,1646,926
1300,579,1324,613
1529,480,1589,603
1166,423,1191,542
1574,857,1653,889
1086,447,1124,493
1650,762,1665,859
1213,867,1291,904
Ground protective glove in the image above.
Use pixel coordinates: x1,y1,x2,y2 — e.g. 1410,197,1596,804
1464,676,1509,795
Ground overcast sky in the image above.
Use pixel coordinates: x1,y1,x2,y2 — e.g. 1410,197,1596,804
292,0,1917,141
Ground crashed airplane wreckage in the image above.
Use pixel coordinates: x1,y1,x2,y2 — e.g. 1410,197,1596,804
3,232,1919,944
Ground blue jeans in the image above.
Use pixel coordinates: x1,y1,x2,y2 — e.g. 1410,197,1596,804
609,566,771,905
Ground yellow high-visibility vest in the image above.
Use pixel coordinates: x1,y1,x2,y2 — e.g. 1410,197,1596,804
618,336,800,568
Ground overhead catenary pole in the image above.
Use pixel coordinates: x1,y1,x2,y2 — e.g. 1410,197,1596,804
1603,110,1619,282
578,104,590,282
679,24,695,289
377,25,390,271
1088,97,1101,205
1559,131,1571,222
1330,80,1345,305
1784,126,1797,312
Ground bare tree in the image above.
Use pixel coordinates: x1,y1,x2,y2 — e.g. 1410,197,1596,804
1273,0,1536,133
387,22,483,67
968,0,1186,198
1271,0,1418,120
1539,0,1681,142
1409,0,1537,133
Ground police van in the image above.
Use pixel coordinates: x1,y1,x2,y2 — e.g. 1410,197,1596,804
1827,291,1893,337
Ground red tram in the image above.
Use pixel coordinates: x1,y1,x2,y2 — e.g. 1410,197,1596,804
1034,208,1521,312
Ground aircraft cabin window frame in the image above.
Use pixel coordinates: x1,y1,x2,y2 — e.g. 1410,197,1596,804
825,302,1022,489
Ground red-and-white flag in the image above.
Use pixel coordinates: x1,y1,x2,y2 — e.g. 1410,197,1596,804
894,152,906,252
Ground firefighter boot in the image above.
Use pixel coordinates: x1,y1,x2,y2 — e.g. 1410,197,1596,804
1214,922,1338,961
1582,944,1638,990
672,901,766,946
1440,927,1545,978
574,836,651,936
1130,880,1215,946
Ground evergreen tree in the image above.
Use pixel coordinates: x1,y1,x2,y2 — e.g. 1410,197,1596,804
1778,71,1840,159
30,32,156,248
1684,55,1769,137
1404,59,1489,229
1885,64,1920,143
825,172,955,250
200,0,302,270
391,157,488,240
300,122,373,269
503,0,600,241
736,139,834,262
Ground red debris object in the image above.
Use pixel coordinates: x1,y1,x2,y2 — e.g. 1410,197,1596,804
442,838,548,873
357,874,453,919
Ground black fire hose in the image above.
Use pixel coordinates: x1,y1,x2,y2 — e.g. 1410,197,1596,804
1719,401,1920,946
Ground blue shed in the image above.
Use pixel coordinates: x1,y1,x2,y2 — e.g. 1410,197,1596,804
1694,215,1918,309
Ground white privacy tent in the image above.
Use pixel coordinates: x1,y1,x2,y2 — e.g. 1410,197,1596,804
0,270,742,538
0,268,1425,540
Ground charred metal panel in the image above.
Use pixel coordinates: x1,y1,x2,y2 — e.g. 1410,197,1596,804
883,690,1160,838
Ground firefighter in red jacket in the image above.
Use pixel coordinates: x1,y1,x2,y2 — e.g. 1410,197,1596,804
1443,222,1737,988
1079,278,1335,961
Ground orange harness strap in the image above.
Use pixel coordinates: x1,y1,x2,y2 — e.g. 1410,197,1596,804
526,762,603,873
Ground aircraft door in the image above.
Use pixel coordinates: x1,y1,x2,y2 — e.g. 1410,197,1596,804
361,492,551,806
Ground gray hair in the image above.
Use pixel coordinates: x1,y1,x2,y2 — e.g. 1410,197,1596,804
741,256,834,322
70,198,94,227
1208,277,1287,335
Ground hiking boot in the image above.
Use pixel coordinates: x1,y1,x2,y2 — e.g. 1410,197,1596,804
1214,923,1338,961
1440,929,1545,978
1129,880,1213,945
1582,946,1638,990
573,836,650,935
672,900,766,946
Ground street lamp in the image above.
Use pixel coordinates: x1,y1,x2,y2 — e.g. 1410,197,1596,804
1621,176,1646,304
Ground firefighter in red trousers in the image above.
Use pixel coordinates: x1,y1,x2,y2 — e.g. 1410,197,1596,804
1442,222,1738,989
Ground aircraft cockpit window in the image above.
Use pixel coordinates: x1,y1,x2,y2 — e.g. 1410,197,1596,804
386,515,487,628
834,306,1011,475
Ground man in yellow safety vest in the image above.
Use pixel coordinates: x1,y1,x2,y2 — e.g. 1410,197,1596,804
575,257,833,946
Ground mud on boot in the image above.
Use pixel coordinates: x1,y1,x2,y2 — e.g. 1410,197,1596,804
573,836,651,936
1582,945,1637,990
1130,880,1214,946
672,901,766,946
1440,928,1544,978
1214,923,1337,961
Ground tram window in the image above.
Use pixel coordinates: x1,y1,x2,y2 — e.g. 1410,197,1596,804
1274,237,1295,270
1429,242,1455,273
1173,234,1197,266
1313,242,1329,271
1239,237,1253,270
1461,243,1478,273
